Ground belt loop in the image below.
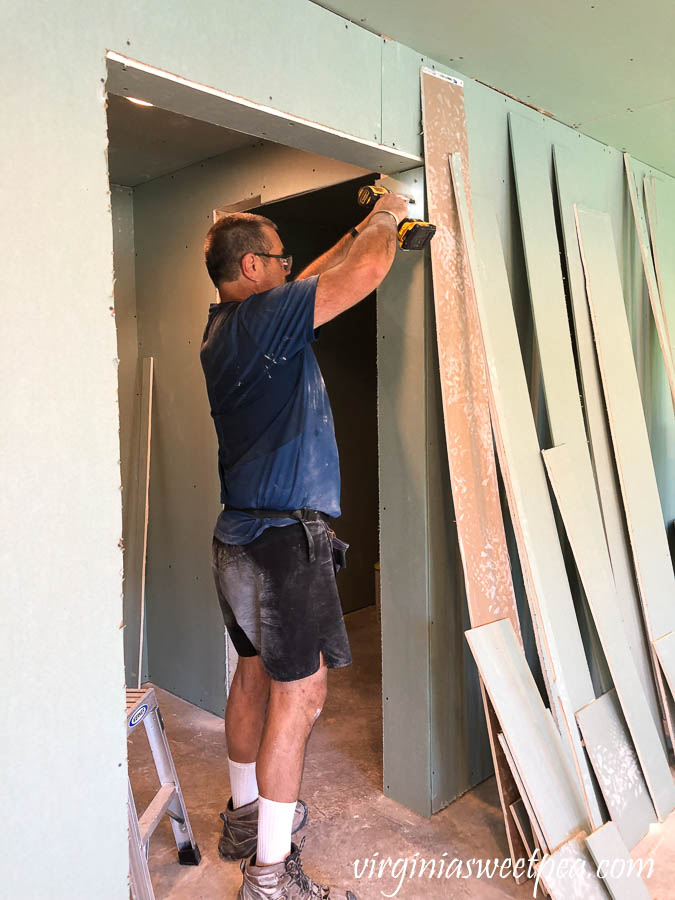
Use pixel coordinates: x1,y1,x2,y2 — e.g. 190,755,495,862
300,519,315,563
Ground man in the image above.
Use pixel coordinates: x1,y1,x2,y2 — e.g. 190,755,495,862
200,188,408,899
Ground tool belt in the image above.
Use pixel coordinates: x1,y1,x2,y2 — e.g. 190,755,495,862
225,507,348,569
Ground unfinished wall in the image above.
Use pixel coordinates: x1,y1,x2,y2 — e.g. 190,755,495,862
3,0,673,892
0,3,418,892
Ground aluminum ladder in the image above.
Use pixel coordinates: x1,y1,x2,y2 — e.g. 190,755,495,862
126,686,201,899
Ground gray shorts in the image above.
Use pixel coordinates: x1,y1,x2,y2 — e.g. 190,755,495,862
211,521,352,682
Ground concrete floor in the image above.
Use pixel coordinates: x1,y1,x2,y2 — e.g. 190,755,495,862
129,606,674,899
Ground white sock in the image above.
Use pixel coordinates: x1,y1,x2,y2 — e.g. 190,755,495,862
257,795,296,865
228,757,259,809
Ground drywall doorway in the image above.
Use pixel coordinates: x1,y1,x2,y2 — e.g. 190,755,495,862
108,55,483,819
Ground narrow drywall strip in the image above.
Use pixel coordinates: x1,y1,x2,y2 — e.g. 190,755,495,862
575,205,675,749
586,822,651,899
135,357,153,688
644,175,675,358
536,832,609,899
509,112,614,694
624,155,675,410
576,689,655,849
542,444,675,820
552,145,662,739
467,620,589,851
420,67,526,867
451,156,603,827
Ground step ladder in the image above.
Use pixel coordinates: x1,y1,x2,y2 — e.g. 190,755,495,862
126,686,201,900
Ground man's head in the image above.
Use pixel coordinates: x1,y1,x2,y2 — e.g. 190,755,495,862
204,212,290,299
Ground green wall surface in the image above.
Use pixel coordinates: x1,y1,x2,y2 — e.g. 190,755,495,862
3,0,673,893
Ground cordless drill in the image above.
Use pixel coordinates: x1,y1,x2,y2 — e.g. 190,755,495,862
357,184,437,251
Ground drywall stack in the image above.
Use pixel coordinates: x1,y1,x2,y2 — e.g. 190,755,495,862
422,68,675,898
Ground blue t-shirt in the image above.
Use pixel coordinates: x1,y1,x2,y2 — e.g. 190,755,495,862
200,275,341,544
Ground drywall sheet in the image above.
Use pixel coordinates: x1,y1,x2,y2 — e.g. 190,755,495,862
542,444,674,821
645,175,675,357
552,145,661,734
499,732,548,854
421,73,519,631
576,690,655,849
377,173,433,816
466,620,588,851
575,206,675,741
452,158,602,826
421,68,524,861
509,112,614,693
585,823,651,900
536,832,610,899
510,799,540,858
111,185,147,688
653,632,675,706
625,156,675,408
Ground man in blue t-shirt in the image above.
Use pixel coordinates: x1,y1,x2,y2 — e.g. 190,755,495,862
200,190,407,900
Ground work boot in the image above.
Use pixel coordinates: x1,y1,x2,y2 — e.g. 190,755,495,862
219,797,309,861
238,839,358,899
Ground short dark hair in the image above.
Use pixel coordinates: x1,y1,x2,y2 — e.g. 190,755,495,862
204,212,278,285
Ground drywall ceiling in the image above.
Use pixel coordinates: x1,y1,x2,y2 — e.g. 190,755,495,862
106,93,257,187
312,0,675,176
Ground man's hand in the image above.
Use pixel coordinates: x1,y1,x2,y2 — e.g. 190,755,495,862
355,193,410,234
369,192,409,225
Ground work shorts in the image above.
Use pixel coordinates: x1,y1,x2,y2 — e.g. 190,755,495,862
211,520,352,682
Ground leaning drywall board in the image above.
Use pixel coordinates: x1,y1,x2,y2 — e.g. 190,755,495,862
585,823,651,900
645,175,675,358
575,207,675,731
537,832,610,899
509,111,614,696
653,632,675,709
576,690,656,849
543,444,675,821
466,620,589,851
498,732,548,854
510,798,539,858
509,115,603,520
452,159,602,826
421,67,525,864
553,146,662,737
625,156,675,408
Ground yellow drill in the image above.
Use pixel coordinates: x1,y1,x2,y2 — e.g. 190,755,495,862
357,184,436,251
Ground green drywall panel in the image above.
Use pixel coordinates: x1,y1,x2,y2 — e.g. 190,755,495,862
111,185,149,689
426,298,493,810
377,168,432,816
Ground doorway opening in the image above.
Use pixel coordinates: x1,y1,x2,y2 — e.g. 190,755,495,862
107,70,395,796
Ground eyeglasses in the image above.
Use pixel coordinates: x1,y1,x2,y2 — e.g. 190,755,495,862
255,252,293,272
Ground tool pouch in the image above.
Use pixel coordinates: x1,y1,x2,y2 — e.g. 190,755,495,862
331,535,350,573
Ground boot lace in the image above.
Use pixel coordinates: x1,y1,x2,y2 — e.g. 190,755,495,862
286,838,330,898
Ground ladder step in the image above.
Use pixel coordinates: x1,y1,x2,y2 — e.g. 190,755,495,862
139,783,177,845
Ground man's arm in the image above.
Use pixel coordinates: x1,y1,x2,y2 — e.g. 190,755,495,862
313,194,408,328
